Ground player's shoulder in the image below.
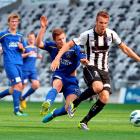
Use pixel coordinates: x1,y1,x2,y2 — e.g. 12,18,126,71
44,40,57,48
71,44,80,50
106,28,121,43
46,41,56,46
0,29,10,39
106,28,117,35
80,29,93,37
16,31,24,37
0,29,10,38
69,45,81,54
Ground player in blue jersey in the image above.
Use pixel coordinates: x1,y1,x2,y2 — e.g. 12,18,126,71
0,13,27,116
36,16,87,123
20,32,42,109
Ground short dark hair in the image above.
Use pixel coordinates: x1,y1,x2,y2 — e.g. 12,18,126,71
52,28,65,40
96,10,109,21
8,13,20,22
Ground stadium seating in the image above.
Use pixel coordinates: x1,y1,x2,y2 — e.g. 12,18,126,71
0,0,140,91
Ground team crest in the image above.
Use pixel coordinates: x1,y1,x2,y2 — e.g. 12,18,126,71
106,37,112,42
65,52,71,58
106,36,112,46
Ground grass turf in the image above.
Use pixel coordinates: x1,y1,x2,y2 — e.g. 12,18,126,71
0,101,140,140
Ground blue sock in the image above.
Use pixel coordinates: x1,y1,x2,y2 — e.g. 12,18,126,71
22,87,35,100
0,89,10,99
45,88,57,105
53,106,67,117
12,90,21,113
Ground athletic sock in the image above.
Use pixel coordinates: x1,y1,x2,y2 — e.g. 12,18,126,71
45,88,57,105
73,87,96,108
53,106,67,117
80,99,105,124
12,90,21,113
0,89,10,99
22,87,35,100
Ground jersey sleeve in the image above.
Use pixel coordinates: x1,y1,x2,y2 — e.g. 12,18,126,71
72,32,88,46
112,30,122,45
0,31,5,43
74,45,87,60
43,41,56,53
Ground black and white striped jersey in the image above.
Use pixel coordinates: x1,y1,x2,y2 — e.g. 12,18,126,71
73,28,122,72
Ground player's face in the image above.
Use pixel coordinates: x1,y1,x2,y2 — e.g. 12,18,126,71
95,16,109,35
28,34,36,45
8,18,19,31
54,33,66,49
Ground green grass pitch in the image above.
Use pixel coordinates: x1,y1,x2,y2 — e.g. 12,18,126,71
0,101,140,140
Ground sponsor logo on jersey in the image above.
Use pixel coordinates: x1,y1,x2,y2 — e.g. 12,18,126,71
9,42,18,48
60,58,72,65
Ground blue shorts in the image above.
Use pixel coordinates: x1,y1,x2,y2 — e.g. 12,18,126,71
52,72,81,99
4,63,23,86
23,70,38,84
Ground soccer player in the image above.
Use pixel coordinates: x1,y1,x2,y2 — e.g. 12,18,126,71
0,13,27,116
51,10,140,130
36,16,86,123
20,32,42,109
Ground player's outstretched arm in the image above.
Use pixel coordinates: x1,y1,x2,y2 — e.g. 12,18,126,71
36,16,48,49
119,42,140,62
50,40,74,71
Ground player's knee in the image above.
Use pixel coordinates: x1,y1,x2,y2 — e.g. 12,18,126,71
99,91,110,103
13,83,23,91
53,84,63,93
92,83,103,94
32,81,40,89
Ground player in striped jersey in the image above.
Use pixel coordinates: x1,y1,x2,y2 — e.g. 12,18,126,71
51,10,140,130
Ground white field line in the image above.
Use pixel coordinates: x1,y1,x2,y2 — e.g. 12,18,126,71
53,119,129,123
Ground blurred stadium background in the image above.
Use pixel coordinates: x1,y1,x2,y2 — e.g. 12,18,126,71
0,0,140,104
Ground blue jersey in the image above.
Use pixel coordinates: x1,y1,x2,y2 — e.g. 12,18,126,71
43,41,86,75
0,29,26,65
22,45,38,72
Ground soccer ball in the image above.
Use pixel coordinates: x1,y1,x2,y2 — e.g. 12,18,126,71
130,110,140,127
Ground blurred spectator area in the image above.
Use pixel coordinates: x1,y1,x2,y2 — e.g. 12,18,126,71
0,0,140,92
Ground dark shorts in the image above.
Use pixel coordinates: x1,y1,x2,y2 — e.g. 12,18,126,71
52,72,81,99
83,65,111,94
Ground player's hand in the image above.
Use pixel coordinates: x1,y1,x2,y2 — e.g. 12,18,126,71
18,42,23,49
28,51,35,55
80,58,89,65
40,16,48,28
51,58,60,71
18,42,25,52
37,54,43,59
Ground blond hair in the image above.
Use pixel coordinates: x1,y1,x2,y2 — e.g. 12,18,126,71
8,13,20,22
